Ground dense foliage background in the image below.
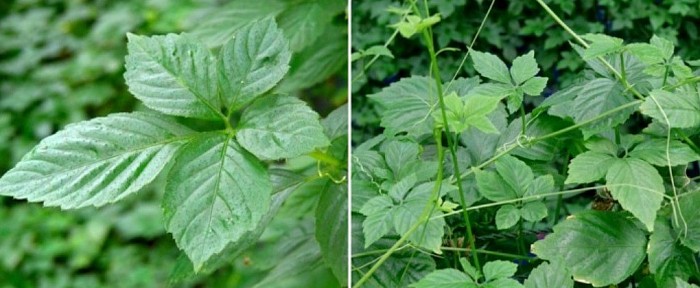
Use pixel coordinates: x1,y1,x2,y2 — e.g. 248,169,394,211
352,0,700,144
0,0,347,287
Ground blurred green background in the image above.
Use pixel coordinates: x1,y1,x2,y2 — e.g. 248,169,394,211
0,0,347,287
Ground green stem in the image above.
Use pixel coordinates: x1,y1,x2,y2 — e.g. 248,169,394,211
440,247,533,260
308,150,341,167
517,219,527,256
520,104,527,135
679,131,700,154
664,76,700,90
662,65,670,87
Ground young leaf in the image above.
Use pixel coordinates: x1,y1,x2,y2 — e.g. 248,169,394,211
483,260,518,282
640,90,700,129
524,262,574,288
163,134,271,271
532,211,647,287
125,34,222,120
581,34,624,59
218,18,291,111
628,139,700,166
236,96,329,160
0,112,193,209
462,95,501,133
605,158,664,231
495,205,520,230
565,151,617,184
409,269,477,288
510,50,539,85
470,50,512,84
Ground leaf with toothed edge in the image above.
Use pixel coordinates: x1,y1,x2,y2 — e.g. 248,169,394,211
163,133,271,271
0,112,193,209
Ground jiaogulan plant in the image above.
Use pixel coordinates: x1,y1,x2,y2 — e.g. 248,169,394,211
352,0,700,287
0,4,348,286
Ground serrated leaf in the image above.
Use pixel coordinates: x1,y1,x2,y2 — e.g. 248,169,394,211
649,219,695,288
572,78,636,138
626,43,664,65
393,182,451,253
364,45,394,58
495,205,520,230
218,18,291,110
521,201,547,222
471,50,512,84
484,278,524,288
676,278,700,288
476,155,533,201
369,76,438,137
0,112,193,209
237,96,329,160
521,77,548,96
483,260,518,281
641,90,700,129
606,158,664,232
462,95,501,133
321,103,348,140
651,35,674,60
565,151,617,184
676,191,700,252
524,262,574,288
532,211,647,287
125,33,222,120
582,33,624,59
163,134,271,271
315,180,347,284
628,139,700,166
510,50,539,85
410,269,476,288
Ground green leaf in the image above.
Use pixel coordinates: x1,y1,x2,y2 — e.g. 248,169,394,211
676,278,700,288
582,34,624,59
315,181,348,284
369,76,438,137
483,260,517,281
462,95,501,133
532,211,647,287
676,191,700,252
520,201,548,222
565,151,617,184
237,96,329,160
641,89,700,129
626,43,665,65
125,33,222,120
0,112,192,209
648,219,695,288
393,182,451,253
572,78,636,138
651,35,674,60
410,269,476,288
254,237,324,288
321,103,348,140
218,18,291,110
484,278,524,288
359,195,393,247
364,45,394,59
470,50,512,84
524,262,574,288
520,77,548,96
628,139,700,166
163,133,271,271
510,50,539,85
382,139,421,180
476,155,533,201
495,205,520,230
606,158,665,231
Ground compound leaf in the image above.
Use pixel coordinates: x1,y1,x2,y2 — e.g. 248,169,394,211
315,181,348,284
676,191,700,252
606,158,664,232
582,34,624,59
163,134,271,271
572,78,636,138
510,50,539,85
532,211,647,287
0,112,193,209
648,219,695,288
125,33,222,120
369,76,437,137
218,18,291,110
237,96,329,160
483,260,517,281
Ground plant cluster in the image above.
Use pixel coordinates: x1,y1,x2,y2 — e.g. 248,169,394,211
352,0,700,287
